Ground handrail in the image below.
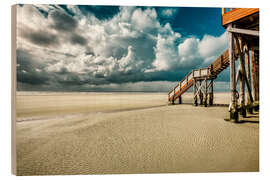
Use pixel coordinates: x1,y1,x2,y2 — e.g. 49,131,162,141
168,67,210,95
168,71,193,95
168,45,240,101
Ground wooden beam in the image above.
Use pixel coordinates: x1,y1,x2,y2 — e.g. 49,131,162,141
228,24,237,114
178,95,182,104
251,48,259,101
245,45,252,103
222,8,259,26
234,34,254,103
193,79,198,106
251,48,256,101
209,79,214,106
239,38,246,117
245,45,254,113
227,27,259,37
199,80,203,105
204,79,208,107
255,50,259,102
236,64,241,83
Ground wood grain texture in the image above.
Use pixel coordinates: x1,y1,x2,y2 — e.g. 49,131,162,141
222,8,259,26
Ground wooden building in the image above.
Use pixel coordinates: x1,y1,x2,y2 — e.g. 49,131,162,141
222,8,259,121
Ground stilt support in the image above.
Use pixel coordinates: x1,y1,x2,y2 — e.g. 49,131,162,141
193,79,198,106
204,78,208,107
239,37,247,118
179,96,182,104
199,81,203,105
228,24,239,122
209,79,214,106
245,44,253,114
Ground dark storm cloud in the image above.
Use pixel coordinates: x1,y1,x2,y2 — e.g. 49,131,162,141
77,5,120,20
17,70,50,85
55,71,108,86
144,70,191,82
16,49,47,70
48,10,89,47
104,72,144,84
70,33,88,45
50,10,78,32
22,29,59,47
16,49,50,85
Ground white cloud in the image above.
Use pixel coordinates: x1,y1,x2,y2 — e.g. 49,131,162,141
160,8,178,18
152,31,228,71
152,34,180,71
198,32,228,63
131,8,159,33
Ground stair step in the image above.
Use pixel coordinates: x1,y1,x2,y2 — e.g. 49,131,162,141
168,48,234,101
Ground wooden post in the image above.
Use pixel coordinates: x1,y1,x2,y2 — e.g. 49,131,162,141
251,48,256,101
209,79,214,106
192,70,197,106
204,79,208,107
254,49,259,102
228,24,238,121
239,37,246,117
193,79,198,106
234,35,253,103
251,48,259,111
245,45,253,114
179,95,182,104
199,80,203,105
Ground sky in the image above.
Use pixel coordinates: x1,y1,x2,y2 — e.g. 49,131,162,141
16,4,230,92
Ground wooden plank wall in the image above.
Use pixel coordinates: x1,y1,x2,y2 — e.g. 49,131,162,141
222,8,259,26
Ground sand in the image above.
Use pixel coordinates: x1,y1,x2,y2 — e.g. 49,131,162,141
15,92,259,175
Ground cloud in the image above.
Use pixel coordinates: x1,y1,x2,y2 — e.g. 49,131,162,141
131,8,159,34
49,10,78,32
16,5,228,92
198,32,228,63
152,33,180,71
16,49,50,85
20,28,59,47
152,31,227,71
70,33,87,45
160,8,178,18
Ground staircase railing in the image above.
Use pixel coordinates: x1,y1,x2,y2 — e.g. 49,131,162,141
168,46,240,102
168,67,209,101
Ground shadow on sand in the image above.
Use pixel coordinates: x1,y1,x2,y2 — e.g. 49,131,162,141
236,119,259,124
169,103,229,107
224,112,259,124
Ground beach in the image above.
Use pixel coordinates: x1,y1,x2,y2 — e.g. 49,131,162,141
15,92,259,175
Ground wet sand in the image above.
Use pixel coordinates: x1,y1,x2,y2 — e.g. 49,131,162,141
15,92,259,175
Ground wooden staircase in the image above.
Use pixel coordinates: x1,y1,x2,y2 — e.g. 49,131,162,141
168,47,239,103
